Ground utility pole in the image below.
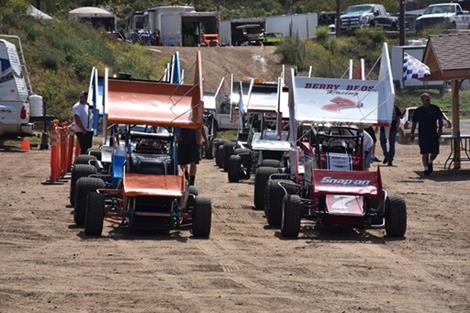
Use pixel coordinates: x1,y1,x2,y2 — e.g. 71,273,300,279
336,0,341,36
399,0,406,45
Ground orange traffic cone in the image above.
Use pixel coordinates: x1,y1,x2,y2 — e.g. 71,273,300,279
21,137,30,152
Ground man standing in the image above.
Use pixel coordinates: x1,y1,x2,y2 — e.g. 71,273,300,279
411,93,444,176
72,91,93,154
177,127,207,186
380,104,402,166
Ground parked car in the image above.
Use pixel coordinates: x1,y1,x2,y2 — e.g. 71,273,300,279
340,4,398,33
262,32,285,45
398,106,452,144
415,3,470,32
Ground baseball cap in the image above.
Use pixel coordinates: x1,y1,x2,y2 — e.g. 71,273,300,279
79,90,88,97
420,92,430,98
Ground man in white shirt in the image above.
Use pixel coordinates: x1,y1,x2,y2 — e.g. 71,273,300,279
72,91,93,153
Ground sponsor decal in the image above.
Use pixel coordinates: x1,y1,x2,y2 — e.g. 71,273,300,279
320,176,370,186
322,96,364,112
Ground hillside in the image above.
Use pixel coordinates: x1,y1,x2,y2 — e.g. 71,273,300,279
1,0,169,120
33,0,445,21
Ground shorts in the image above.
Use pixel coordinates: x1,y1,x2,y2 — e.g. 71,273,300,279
177,143,200,165
418,134,439,155
76,131,93,154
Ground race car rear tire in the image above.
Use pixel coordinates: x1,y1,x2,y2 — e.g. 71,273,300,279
87,148,102,161
223,142,236,172
254,166,278,211
74,154,97,165
265,179,296,227
281,194,302,238
192,196,212,238
385,194,407,237
70,164,97,206
74,177,105,226
85,192,105,236
228,155,242,183
261,159,282,168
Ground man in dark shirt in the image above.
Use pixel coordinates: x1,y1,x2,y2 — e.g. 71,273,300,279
380,104,402,166
177,127,207,186
411,93,444,176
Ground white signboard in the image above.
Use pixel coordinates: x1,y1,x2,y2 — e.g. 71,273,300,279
292,77,389,124
290,43,394,125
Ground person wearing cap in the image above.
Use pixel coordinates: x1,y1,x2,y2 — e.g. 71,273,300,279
411,93,444,176
72,91,93,154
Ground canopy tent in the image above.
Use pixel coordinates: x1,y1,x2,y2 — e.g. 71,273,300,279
422,33,470,169
69,7,114,18
27,4,53,20
104,52,203,129
288,43,395,126
69,7,116,31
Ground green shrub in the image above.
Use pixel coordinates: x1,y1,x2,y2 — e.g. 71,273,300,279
39,51,61,70
315,26,330,48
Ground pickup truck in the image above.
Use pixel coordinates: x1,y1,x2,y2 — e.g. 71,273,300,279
415,3,470,32
340,4,398,33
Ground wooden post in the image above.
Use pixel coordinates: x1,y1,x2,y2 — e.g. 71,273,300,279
451,80,461,169
336,0,341,36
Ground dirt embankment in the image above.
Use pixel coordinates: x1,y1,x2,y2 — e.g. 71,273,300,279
150,46,283,92
0,142,469,312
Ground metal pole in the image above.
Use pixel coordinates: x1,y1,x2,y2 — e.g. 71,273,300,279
399,0,406,45
336,0,341,36
452,80,461,169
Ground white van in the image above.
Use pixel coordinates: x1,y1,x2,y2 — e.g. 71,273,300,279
0,38,34,140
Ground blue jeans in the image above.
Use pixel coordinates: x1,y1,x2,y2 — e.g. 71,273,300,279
380,128,397,161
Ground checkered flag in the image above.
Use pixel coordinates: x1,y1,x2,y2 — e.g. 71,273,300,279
403,52,430,81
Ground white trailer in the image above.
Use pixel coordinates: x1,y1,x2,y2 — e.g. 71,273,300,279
265,13,318,39
391,44,444,89
219,12,318,46
0,37,36,139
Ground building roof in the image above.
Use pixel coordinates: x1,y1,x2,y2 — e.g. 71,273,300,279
422,33,470,80
69,7,114,18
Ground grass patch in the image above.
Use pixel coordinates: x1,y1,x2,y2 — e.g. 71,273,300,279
0,0,169,121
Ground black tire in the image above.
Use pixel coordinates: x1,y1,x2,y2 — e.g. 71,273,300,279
385,194,407,237
223,142,236,172
192,196,212,238
254,166,278,211
70,164,97,206
234,148,250,155
215,145,224,168
74,177,105,226
261,159,282,168
265,179,296,227
74,154,97,165
228,155,242,183
85,192,105,236
281,194,302,238
87,148,102,161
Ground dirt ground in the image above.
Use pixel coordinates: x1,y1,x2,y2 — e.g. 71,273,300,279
0,141,469,313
